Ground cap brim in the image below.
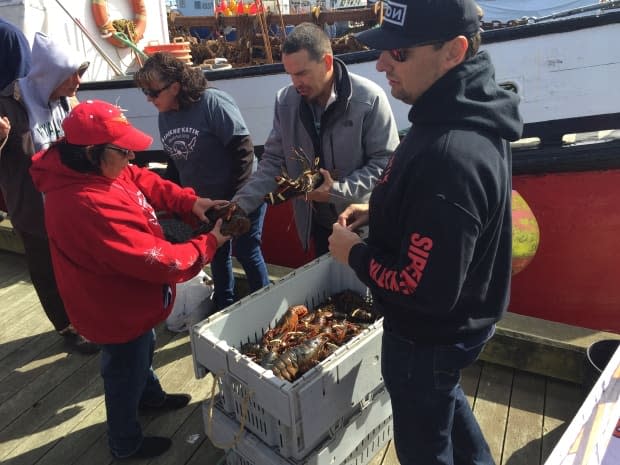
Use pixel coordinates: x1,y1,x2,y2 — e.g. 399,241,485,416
355,26,420,51
111,126,153,152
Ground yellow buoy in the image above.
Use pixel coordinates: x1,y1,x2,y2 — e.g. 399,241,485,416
511,190,540,275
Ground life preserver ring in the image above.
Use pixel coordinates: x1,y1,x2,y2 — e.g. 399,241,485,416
91,0,147,48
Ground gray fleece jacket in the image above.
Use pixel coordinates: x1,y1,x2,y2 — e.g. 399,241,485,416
234,58,399,250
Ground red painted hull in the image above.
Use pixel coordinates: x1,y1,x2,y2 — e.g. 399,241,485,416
261,170,620,333
512,170,620,333
262,202,315,267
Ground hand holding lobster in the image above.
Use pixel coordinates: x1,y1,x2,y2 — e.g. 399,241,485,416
193,201,251,238
264,149,330,205
305,168,335,203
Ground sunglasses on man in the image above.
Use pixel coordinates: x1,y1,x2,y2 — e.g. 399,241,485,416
388,49,409,62
388,40,447,63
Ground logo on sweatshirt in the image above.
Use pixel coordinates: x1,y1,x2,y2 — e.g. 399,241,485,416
369,232,433,295
162,127,199,160
377,154,395,185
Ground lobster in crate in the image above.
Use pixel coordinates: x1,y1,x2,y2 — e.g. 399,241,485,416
264,149,326,205
192,201,250,238
240,290,379,382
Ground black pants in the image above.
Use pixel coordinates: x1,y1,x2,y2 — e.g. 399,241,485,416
16,229,70,332
311,220,332,258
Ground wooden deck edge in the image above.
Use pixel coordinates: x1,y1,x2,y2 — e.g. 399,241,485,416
485,313,620,385
0,219,25,254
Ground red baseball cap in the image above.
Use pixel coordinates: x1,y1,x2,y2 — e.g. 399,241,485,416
62,99,153,151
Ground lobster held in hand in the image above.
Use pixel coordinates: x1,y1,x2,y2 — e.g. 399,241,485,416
192,201,250,237
264,149,326,205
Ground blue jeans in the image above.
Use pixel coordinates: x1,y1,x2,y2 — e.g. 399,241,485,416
381,326,495,465
211,203,269,309
101,329,166,458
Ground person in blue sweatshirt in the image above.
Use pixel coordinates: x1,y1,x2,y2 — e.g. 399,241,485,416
329,1,523,464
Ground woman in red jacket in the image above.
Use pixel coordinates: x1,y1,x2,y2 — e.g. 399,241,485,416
30,99,230,460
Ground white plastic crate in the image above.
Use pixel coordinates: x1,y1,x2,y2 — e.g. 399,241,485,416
205,387,393,465
190,255,385,460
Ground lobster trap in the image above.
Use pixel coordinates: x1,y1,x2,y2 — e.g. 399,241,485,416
190,255,388,460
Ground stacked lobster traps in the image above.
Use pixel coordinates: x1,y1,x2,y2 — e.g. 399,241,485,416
190,254,393,465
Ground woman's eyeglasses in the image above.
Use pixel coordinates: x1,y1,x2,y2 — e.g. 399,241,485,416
141,82,172,98
105,146,131,156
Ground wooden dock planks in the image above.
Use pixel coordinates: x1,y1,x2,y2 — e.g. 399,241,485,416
0,250,584,465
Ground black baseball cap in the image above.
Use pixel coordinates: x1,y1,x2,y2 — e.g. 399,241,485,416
356,0,480,50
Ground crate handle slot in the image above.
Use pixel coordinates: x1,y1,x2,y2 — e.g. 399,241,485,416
328,417,344,437
360,391,374,410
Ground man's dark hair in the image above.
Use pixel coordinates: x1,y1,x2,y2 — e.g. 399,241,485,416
432,31,480,60
134,52,207,110
432,3,482,60
282,22,332,62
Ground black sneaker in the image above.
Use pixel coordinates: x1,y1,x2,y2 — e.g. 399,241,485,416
59,325,100,355
115,436,172,460
138,393,191,415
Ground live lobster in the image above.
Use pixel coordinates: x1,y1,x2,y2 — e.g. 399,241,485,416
264,149,325,205
240,290,378,382
192,201,251,237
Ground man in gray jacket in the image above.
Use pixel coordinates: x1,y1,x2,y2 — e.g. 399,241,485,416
233,22,399,256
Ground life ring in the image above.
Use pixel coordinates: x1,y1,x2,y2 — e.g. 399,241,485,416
91,0,147,48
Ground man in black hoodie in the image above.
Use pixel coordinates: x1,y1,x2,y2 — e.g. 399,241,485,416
329,1,523,464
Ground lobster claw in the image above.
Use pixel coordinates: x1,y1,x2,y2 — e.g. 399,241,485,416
265,170,324,205
265,178,302,205
192,201,251,238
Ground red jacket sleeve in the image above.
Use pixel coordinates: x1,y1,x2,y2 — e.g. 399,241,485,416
127,165,198,223
61,189,218,284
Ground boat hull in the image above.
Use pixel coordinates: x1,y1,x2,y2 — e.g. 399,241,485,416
78,11,620,149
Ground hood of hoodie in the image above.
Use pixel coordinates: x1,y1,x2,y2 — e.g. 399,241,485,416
411,51,523,142
17,33,85,151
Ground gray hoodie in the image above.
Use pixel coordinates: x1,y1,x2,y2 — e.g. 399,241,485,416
0,32,86,236
18,32,86,151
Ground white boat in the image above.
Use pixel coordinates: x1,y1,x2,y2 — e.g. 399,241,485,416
84,1,620,151
2,0,618,151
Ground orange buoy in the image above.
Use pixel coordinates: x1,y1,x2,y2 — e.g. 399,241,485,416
512,189,540,275
91,0,147,48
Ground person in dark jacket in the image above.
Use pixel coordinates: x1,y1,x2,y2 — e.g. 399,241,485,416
0,18,31,90
0,18,30,223
134,53,270,310
329,1,523,464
